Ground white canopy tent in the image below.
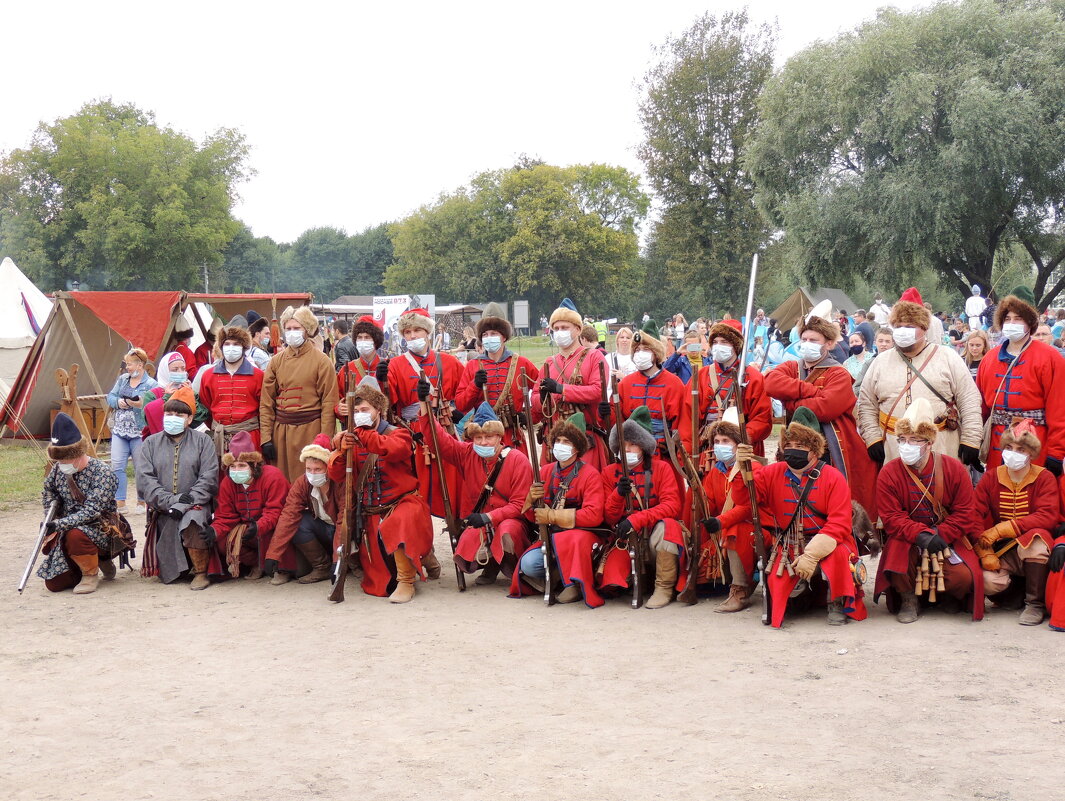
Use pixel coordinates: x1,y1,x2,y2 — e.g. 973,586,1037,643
0,257,53,388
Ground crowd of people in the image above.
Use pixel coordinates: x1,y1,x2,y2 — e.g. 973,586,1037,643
30,290,1065,633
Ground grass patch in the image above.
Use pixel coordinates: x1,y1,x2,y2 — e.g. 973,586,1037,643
0,443,50,511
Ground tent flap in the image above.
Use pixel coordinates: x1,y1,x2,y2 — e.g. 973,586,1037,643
71,291,183,352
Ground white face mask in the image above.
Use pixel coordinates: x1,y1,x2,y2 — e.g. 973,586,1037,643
261,335,271,347
625,451,641,467
897,442,924,466
162,414,186,435
352,411,374,428
552,442,575,463
710,344,734,364
406,337,427,355
553,329,573,348
285,330,305,348
482,336,503,354
685,342,702,353
632,350,655,371
58,461,78,475
797,341,823,362
306,471,328,487
893,327,918,348
356,340,376,356
1002,323,1028,342
222,345,243,363
1001,449,1029,471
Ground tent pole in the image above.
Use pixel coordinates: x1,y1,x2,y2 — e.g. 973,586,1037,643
190,301,211,341
57,298,105,397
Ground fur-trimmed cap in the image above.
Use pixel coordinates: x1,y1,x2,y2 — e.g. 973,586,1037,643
1000,418,1041,456
706,419,743,444
396,307,434,335
352,315,384,350
798,315,841,343
222,430,262,468
783,406,826,457
993,294,1039,334
550,298,582,330
632,329,666,364
609,405,657,459
465,401,505,440
476,302,513,341
895,397,937,442
550,412,589,456
218,325,251,351
174,316,193,338
48,412,87,461
300,433,333,465
350,375,389,416
280,305,320,337
708,321,743,353
890,288,931,330
249,316,269,337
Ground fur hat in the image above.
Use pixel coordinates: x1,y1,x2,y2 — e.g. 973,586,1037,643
352,315,384,350
550,412,589,456
396,307,434,336
168,386,197,416
1000,418,1041,456
218,325,251,351
708,321,743,353
993,294,1039,334
48,412,87,461
249,316,269,337
783,406,826,457
464,401,505,440
894,397,937,442
221,430,262,468
549,298,582,330
174,316,193,338
280,305,320,337
476,302,513,341
350,375,389,416
300,433,333,465
609,405,657,459
890,288,931,330
632,329,666,365
706,419,743,445
798,315,841,343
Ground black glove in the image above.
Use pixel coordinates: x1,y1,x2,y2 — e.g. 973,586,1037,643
616,518,634,538
242,520,258,541
451,408,464,425
867,440,885,466
701,517,721,534
1045,456,1063,477
166,507,184,521
540,377,562,395
466,513,491,528
44,520,58,535
474,369,488,389
616,476,632,497
178,492,194,505
416,377,431,401
1054,522,1065,540
1050,544,1065,573
263,559,278,577
916,530,948,554
376,359,390,383
261,441,277,462
200,525,217,546
958,444,982,469
598,402,610,421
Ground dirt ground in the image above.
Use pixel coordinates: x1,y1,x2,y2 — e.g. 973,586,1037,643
2,499,1063,801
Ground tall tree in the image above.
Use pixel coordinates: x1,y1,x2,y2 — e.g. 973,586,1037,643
0,99,249,291
637,10,776,310
747,0,1065,307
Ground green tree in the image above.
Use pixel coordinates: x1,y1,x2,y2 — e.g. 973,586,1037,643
637,10,776,310
747,0,1065,307
0,99,250,291
218,223,286,293
284,226,352,301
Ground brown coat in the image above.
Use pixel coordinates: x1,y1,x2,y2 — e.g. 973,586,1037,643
267,474,345,561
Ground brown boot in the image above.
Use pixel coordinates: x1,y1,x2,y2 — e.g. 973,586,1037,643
475,561,500,586
826,598,847,626
71,554,100,595
389,548,416,603
269,570,291,586
296,540,332,584
422,549,441,580
897,591,920,624
1019,561,1049,625
245,565,264,581
188,549,210,590
645,550,678,609
715,584,752,613
99,557,117,581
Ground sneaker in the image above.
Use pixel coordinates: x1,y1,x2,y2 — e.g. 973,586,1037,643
134,502,146,515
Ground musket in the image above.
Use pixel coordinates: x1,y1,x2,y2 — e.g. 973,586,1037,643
677,366,701,605
660,401,712,602
737,252,770,625
522,367,556,605
611,373,642,609
328,376,359,603
19,501,59,593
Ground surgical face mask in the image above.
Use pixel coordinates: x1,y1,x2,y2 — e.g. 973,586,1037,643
849,344,865,356
222,345,243,363
58,462,78,475
893,327,918,348
714,444,735,463
552,329,573,348
406,337,427,355
685,342,703,353
261,335,271,347
474,443,497,459
797,341,823,362
306,471,328,487
632,350,655,371
711,344,734,364
552,442,575,463
352,411,374,428
356,340,376,356
482,335,503,354
169,371,188,384
898,442,924,466
1001,449,1029,471
163,414,186,435
783,448,810,471
229,468,251,485
625,451,641,467
1002,323,1028,342
285,330,305,348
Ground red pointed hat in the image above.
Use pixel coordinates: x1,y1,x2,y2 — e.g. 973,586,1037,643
899,287,923,305
721,318,742,332
358,314,381,329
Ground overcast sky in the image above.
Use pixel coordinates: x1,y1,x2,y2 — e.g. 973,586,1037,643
3,0,932,244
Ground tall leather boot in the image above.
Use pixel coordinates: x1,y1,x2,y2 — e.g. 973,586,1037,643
296,540,332,584
1019,561,1049,625
188,549,210,590
422,548,441,580
715,584,752,613
645,549,678,609
71,554,100,595
475,560,500,586
389,547,416,603
99,556,117,581
896,591,920,624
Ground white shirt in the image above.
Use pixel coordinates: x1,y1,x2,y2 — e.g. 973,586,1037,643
965,295,986,319
870,302,891,325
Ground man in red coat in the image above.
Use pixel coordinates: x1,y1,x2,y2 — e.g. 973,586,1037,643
510,413,606,606
453,302,539,455
330,376,434,603
198,325,265,457
974,419,1060,625
208,431,291,581
873,399,982,623
335,315,383,426
684,321,772,465
738,407,867,628
531,298,610,471
765,313,878,519
415,402,533,586
976,291,1065,474
600,406,685,608
1046,506,1065,632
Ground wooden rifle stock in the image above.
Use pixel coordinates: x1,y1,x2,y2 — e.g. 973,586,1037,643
522,368,555,605
677,374,701,605
328,379,358,603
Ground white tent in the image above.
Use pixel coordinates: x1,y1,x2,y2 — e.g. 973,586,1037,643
0,257,52,388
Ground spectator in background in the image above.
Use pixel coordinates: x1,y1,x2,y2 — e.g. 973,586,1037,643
433,322,451,352
580,324,599,348
843,330,874,382
106,347,159,514
663,328,708,384
248,317,272,371
460,325,478,353
332,319,356,369
965,285,986,329
923,302,945,344
606,326,638,380
874,327,894,355
964,329,990,379
1051,309,1065,341
1034,323,1065,357
869,294,891,326
837,310,850,337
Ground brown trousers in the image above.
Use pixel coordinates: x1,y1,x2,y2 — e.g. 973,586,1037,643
45,529,107,592
888,546,972,599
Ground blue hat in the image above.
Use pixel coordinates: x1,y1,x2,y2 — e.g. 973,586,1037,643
48,412,85,460
465,402,505,440
247,310,262,325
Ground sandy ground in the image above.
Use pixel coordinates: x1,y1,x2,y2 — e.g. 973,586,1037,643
3,499,1063,801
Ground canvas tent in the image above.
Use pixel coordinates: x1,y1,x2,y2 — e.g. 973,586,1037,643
770,287,860,332
1,291,310,439
0,257,53,387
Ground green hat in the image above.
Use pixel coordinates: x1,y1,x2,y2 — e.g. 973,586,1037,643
641,320,658,337
791,406,820,430
1010,285,1036,305
628,405,653,435
566,411,586,433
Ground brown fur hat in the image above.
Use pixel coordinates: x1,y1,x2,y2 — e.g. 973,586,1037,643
464,402,505,440
396,307,434,335
218,325,252,351
798,315,841,343
894,398,937,442
706,419,743,444
549,298,583,330
475,302,513,341
707,321,743,353
352,315,385,350
1000,418,1041,457
782,406,826,457
889,301,931,331
550,412,589,456
350,375,389,416
993,295,1039,334
280,305,320,337
632,329,666,365
249,316,269,337
221,430,262,468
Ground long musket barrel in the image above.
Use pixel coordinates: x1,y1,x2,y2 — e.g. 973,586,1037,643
18,501,59,593
611,373,641,609
328,380,359,603
522,368,556,605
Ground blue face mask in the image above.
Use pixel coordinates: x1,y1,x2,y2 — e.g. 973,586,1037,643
714,444,735,463
473,443,497,458
169,371,188,384
482,336,502,354
163,414,186,435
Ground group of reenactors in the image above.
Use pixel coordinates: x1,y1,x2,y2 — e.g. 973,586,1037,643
31,291,1065,631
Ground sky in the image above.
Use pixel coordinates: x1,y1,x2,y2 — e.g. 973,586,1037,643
3,0,933,244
